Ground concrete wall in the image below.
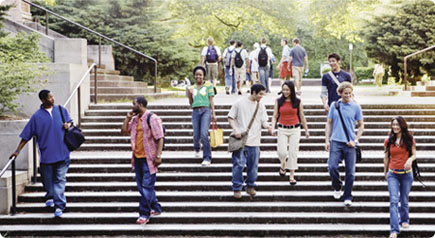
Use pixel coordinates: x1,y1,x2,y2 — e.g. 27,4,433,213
0,0,32,23
0,171,28,214
87,45,115,70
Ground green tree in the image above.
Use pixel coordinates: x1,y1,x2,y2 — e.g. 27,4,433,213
363,0,435,83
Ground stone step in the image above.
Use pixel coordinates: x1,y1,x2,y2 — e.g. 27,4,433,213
24,180,433,192
90,74,134,81
90,87,155,94
17,191,435,203
95,68,120,75
31,172,435,182
15,201,435,213
426,86,435,91
90,80,148,88
411,91,435,97
90,92,175,102
0,223,432,237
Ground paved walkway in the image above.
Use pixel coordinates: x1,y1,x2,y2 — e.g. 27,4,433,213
155,80,435,106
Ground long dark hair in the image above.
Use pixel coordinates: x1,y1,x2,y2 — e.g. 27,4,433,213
385,116,414,157
277,81,299,109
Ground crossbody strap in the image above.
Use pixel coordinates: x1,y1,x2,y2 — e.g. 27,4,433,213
246,102,260,135
335,101,351,142
328,71,341,87
58,105,65,123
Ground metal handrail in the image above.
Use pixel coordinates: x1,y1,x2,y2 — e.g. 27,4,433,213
22,0,158,93
403,45,435,90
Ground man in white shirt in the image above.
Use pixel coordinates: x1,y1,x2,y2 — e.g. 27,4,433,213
230,41,250,95
276,38,292,85
249,43,260,86
255,38,273,93
200,37,221,87
223,40,236,94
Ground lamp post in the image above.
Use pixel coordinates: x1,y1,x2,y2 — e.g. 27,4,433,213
349,43,353,81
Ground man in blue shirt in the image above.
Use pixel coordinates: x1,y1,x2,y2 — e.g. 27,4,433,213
10,90,72,217
289,38,309,94
325,82,364,207
320,53,352,112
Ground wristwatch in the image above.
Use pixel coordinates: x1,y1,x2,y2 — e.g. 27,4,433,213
156,154,162,159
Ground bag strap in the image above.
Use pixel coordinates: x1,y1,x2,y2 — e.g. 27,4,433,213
328,71,341,87
246,102,260,134
58,105,65,124
335,100,351,143
146,112,153,129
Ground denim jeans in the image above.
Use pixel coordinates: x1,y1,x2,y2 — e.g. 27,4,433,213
231,146,260,191
387,171,413,234
192,107,212,161
134,158,162,219
327,140,356,201
225,66,236,93
40,158,70,210
259,66,270,93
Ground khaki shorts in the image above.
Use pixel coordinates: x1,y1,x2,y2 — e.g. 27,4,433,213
292,66,304,82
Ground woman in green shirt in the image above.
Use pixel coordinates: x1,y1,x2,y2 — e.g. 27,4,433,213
187,66,217,166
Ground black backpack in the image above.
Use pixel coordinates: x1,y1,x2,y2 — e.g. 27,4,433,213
258,46,268,67
234,49,244,68
146,112,166,150
206,46,218,63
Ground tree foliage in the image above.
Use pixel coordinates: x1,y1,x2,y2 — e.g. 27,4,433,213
363,0,435,83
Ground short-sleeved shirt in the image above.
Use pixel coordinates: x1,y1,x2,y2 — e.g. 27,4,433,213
128,111,164,174
249,49,259,72
321,70,352,106
20,105,72,164
384,138,416,170
281,45,291,62
328,100,363,143
189,81,214,108
228,97,268,146
231,48,249,69
201,45,221,61
255,45,273,67
290,45,307,67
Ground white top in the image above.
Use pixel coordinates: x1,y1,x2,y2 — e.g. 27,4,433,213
201,45,222,57
281,45,291,62
231,48,250,69
44,107,53,118
249,49,259,72
228,97,268,146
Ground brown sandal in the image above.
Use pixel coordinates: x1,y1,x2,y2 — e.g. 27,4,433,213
279,168,286,176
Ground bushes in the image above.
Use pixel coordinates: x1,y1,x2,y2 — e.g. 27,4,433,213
355,66,373,80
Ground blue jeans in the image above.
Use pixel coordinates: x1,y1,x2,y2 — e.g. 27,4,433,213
40,158,70,210
192,107,212,161
225,66,236,93
134,158,162,218
231,146,260,191
327,140,356,201
259,66,270,93
387,171,413,234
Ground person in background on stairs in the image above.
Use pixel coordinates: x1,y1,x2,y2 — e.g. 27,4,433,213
223,39,236,95
384,116,415,238
271,81,310,186
277,38,292,86
121,96,163,225
325,82,364,207
10,90,72,218
228,84,273,199
200,37,221,88
229,41,250,95
186,66,217,166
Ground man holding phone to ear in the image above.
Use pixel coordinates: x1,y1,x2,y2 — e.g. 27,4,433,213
121,96,163,225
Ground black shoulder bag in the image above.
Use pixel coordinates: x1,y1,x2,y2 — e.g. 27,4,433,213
59,106,85,151
335,101,362,163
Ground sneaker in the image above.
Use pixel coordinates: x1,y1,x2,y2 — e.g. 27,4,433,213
333,190,342,200
401,223,410,229
54,208,63,218
246,187,257,197
233,190,242,199
246,90,250,93
201,160,211,166
344,200,352,207
136,216,150,225
225,87,230,95
150,210,161,217
238,91,242,95
194,151,201,158
45,199,54,207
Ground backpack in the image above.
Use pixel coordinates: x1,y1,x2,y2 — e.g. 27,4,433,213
258,46,268,67
206,46,218,63
234,49,244,68
224,48,233,67
146,112,166,150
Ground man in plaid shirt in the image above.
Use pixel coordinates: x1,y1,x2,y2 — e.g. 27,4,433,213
121,96,164,225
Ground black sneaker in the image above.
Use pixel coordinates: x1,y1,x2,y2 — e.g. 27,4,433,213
238,91,242,95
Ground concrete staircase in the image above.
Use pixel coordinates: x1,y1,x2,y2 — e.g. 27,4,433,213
410,81,435,97
1,104,435,237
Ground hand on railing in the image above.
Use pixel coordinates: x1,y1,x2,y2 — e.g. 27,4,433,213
10,151,19,160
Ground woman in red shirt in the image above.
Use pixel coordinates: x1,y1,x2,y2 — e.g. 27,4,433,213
384,116,416,238
272,81,309,185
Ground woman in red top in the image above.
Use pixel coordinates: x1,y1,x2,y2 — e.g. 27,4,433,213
384,116,416,238
272,81,309,185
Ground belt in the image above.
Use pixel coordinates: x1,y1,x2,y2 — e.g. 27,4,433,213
193,106,208,110
278,123,300,129
389,169,412,174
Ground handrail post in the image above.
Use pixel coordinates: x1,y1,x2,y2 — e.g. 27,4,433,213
98,36,102,68
154,61,157,93
78,87,81,127
404,57,408,91
11,159,16,215
32,136,37,184
45,12,49,35
94,65,98,104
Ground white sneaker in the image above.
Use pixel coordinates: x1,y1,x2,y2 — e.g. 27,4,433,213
333,190,342,200
201,160,211,166
344,200,352,207
194,151,201,158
